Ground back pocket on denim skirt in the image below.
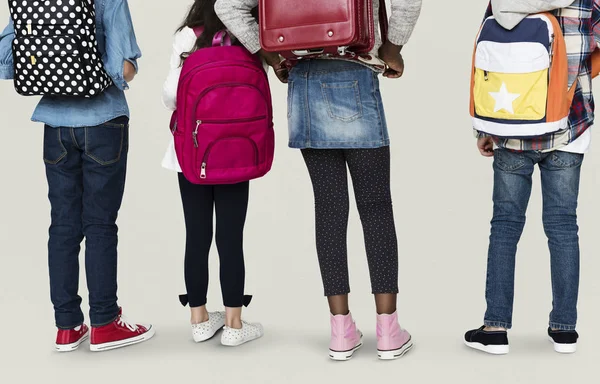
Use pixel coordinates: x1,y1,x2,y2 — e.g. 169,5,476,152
321,81,362,122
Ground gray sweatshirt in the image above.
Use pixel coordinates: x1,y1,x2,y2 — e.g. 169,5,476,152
214,0,423,55
491,0,574,29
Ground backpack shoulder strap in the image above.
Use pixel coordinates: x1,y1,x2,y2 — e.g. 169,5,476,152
191,26,232,47
379,0,389,44
212,30,232,47
192,26,204,38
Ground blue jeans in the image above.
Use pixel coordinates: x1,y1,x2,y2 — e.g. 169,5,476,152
43,117,129,329
485,149,583,331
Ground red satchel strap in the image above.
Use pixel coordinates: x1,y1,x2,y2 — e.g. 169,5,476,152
379,0,389,44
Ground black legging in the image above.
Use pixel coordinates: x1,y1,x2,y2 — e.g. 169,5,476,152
302,147,399,296
178,173,251,308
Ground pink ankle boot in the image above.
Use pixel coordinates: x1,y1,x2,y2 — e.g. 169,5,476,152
376,311,413,360
329,312,363,361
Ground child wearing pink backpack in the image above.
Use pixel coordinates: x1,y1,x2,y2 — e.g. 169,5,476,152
161,0,275,347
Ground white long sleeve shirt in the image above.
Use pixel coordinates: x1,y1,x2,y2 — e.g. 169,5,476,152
161,27,198,172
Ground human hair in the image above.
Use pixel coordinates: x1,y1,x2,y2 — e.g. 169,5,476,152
178,0,258,61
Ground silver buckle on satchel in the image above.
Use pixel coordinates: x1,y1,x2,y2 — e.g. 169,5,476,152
291,49,325,57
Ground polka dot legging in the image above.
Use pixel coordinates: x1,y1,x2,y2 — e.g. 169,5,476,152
301,147,399,297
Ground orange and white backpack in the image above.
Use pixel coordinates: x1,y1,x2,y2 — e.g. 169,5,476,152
470,13,576,138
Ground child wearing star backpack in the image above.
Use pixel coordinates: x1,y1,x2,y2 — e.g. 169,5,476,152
464,0,600,355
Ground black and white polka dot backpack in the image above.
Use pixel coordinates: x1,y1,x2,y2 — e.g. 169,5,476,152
8,0,112,98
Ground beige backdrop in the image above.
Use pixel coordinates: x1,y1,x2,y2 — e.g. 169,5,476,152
1,1,599,383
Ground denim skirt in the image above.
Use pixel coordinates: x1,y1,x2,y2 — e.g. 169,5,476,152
287,59,389,149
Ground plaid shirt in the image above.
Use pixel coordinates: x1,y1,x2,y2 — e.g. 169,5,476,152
477,0,600,152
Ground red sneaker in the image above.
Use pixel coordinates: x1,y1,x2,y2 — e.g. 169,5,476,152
90,309,155,352
55,324,89,352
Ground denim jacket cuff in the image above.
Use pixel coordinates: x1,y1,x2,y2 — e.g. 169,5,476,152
111,58,138,91
111,75,128,91
126,58,138,74
0,64,14,80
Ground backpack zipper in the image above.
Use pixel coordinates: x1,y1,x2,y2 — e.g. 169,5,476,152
548,33,555,88
192,115,265,148
549,34,555,65
193,120,201,147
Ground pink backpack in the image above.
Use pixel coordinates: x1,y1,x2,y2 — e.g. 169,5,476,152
170,28,274,185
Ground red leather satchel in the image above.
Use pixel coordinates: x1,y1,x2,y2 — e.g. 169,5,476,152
259,0,388,61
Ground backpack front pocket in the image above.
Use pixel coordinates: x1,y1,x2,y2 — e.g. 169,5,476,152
13,34,108,97
473,40,550,122
474,68,549,121
199,137,259,179
14,35,86,95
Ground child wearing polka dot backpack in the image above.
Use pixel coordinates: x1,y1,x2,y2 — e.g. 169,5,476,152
8,0,112,97
0,0,155,353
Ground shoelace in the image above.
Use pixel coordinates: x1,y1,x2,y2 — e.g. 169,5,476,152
117,315,139,332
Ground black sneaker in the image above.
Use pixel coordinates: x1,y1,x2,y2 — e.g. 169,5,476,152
464,326,509,355
548,328,578,354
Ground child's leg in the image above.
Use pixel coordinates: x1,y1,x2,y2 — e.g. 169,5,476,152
301,149,351,315
44,126,85,329
178,173,214,323
484,149,536,330
80,122,128,327
345,146,398,315
214,181,249,328
214,182,264,346
539,152,583,331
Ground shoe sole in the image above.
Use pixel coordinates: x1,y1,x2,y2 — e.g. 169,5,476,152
329,335,363,361
378,337,414,360
464,340,509,355
90,325,155,352
55,330,89,352
548,336,577,354
221,331,264,347
193,322,225,343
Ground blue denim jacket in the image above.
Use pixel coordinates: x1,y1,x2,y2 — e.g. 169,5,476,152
0,0,141,127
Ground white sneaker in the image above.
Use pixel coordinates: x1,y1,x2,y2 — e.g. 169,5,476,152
192,312,226,342
221,321,264,347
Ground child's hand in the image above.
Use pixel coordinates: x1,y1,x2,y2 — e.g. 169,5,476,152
378,41,404,79
477,137,494,157
123,61,136,83
259,49,288,83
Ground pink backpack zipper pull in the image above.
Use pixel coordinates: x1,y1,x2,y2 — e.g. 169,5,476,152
193,120,202,147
